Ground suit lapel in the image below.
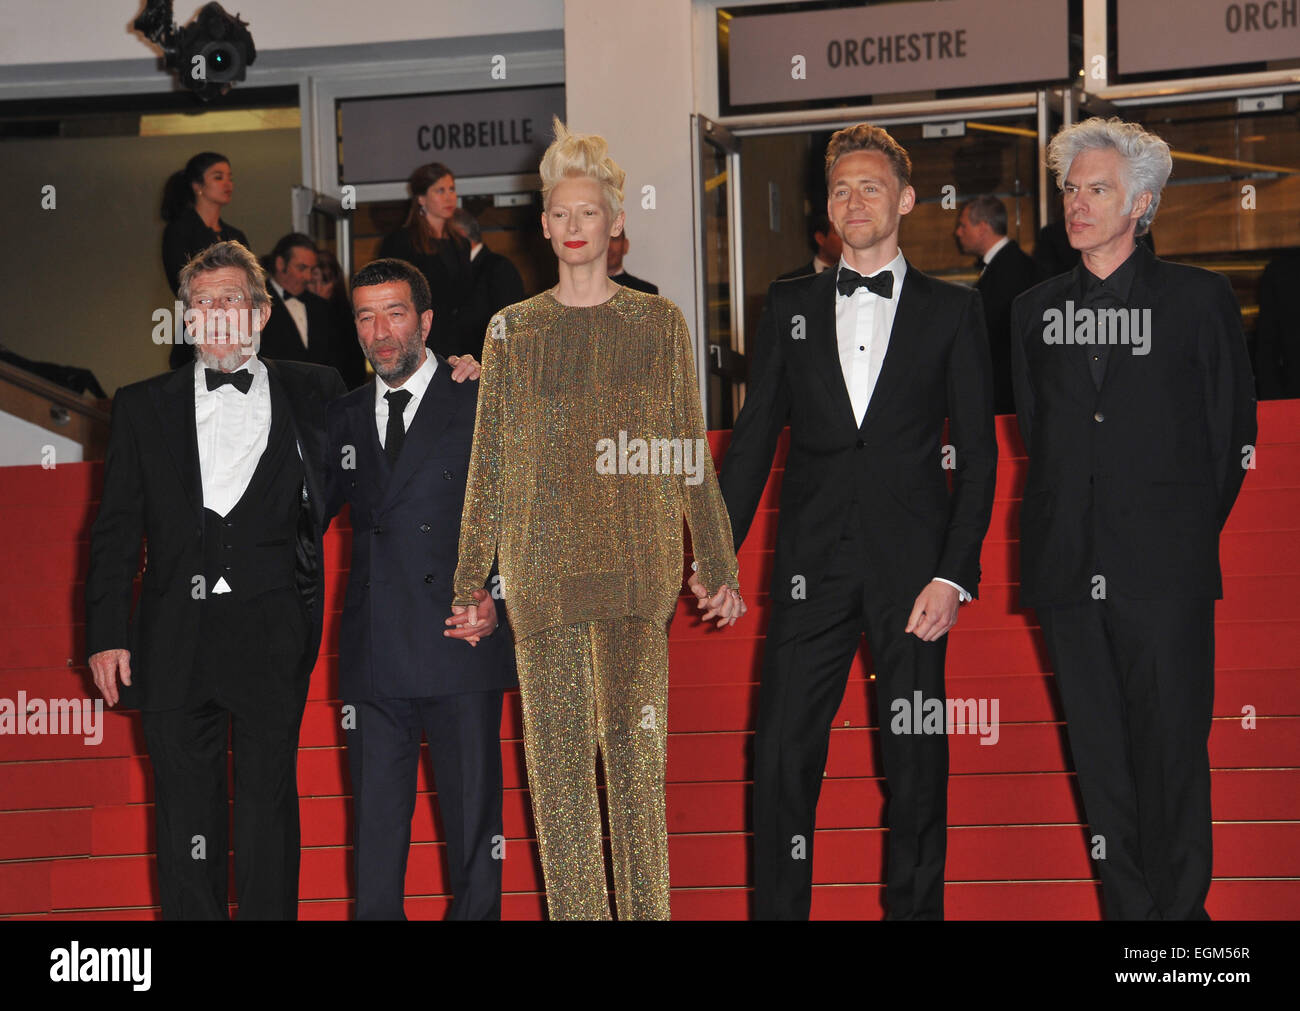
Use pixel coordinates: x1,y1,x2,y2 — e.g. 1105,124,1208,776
1098,245,1156,391
152,363,203,519
805,268,859,435
859,260,923,433
380,361,457,506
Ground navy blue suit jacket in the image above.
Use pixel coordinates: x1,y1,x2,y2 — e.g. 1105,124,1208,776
324,359,516,700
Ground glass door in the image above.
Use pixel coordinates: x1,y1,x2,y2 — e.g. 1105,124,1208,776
693,115,744,429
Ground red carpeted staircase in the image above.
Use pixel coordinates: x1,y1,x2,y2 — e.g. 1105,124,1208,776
2,401,1298,920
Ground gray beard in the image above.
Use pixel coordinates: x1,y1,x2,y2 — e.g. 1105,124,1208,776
194,335,258,372
370,344,424,384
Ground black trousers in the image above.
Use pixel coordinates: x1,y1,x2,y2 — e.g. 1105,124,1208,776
346,691,505,920
140,589,309,920
753,503,949,920
1037,595,1215,920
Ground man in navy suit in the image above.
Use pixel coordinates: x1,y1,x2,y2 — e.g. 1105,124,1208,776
324,257,517,920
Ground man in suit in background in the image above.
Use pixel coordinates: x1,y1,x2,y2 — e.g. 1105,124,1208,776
955,195,1039,414
777,212,843,281
606,229,659,294
86,240,347,919
1254,250,1300,399
1011,118,1257,919
450,208,526,361
715,124,997,920
324,258,516,920
260,233,348,377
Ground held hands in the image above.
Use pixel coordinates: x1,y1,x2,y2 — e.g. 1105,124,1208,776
88,648,132,708
905,580,961,642
446,355,481,382
687,573,747,628
446,587,498,646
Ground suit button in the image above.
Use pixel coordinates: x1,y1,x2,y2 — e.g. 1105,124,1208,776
1094,412,1104,422
373,525,383,534
350,480,357,488
223,564,231,571
443,470,453,480
424,574,434,583
363,580,370,589
855,439,865,449
224,520,233,528
222,543,231,550
419,523,431,533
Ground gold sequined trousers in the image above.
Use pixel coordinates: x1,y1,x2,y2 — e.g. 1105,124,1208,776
514,617,670,920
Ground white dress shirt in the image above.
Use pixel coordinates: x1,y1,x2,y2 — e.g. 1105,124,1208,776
833,248,970,604
194,356,271,593
835,247,907,428
980,235,1011,271
374,347,438,448
270,278,309,348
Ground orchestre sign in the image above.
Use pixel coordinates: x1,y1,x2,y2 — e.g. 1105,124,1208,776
1117,0,1300,75
339,85,565,184
722,0,1069,109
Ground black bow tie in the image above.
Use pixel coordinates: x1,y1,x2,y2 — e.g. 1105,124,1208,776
205,368,253,394
281,290,300,302
837,267,894,299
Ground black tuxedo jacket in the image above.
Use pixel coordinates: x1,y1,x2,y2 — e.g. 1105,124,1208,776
85,358,346,710
776,259,817,282
261,288,339,369
324,362,517,700
1010,245,1258,607
461,246,526,360
720,261,997,605
976,240,1040,414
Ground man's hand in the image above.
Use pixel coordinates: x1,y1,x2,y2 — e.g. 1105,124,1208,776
446,355,481,382
446,587,498,646
687,573,747,628
905,580,961,641
89,648,132,708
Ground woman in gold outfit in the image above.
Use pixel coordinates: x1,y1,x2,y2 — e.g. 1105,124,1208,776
451,120,744,920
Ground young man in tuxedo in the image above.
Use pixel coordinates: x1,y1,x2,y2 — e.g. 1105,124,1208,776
954,195,1039,415
85,240,348,919
323,258,516,920
261,233,347,376
714,124,997,920
1011,118,1257,919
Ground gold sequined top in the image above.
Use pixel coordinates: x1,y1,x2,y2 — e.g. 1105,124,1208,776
452,286,739,642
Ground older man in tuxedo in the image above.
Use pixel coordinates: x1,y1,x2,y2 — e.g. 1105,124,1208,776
85,240,347,918
715,124,997,920
324,258,516,919
1011,118,1256,919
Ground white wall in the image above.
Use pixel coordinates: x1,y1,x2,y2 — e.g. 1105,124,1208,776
0,0,563,66
563,0,698,340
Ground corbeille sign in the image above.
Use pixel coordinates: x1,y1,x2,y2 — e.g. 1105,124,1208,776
339,85,565,185
722,0,1070,109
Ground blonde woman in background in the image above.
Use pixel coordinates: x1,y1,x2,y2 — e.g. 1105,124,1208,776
451,119,745,920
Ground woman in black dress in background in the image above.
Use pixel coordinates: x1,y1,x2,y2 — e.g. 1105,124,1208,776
376,162,474,358
161,152,249,368
309,248,368,389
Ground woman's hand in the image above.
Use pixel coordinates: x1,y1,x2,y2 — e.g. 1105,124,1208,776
687,574,747,628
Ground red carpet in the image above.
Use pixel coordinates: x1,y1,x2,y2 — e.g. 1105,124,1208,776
1,401,1297,919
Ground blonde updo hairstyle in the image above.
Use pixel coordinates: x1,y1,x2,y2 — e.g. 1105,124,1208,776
539,116,626,222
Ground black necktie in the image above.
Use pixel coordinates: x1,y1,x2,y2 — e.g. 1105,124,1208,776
837,267,894,299
204,368,253,394
384,389,412,465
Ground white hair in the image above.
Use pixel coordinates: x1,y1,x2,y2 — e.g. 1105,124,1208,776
1047,117,1173,236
